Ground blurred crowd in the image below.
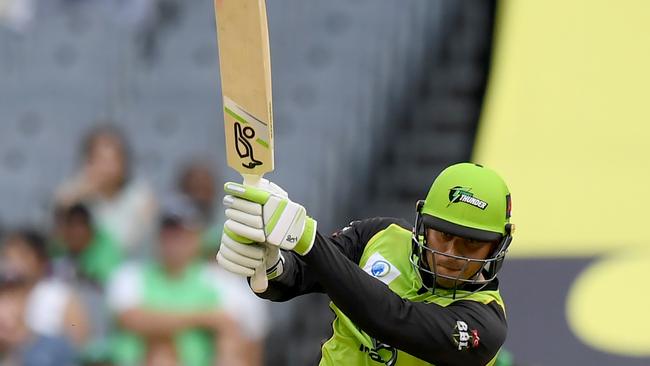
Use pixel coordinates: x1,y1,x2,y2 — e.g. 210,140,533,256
0,0,160,31
0,125,269,366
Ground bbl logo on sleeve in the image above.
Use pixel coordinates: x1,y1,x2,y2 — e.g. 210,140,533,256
452,320,480,351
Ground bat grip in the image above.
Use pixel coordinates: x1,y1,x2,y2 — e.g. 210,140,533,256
243,174,268,293
250,262,268,294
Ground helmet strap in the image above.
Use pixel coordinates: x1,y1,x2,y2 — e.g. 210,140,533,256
413,201,436,290
484,224,513,279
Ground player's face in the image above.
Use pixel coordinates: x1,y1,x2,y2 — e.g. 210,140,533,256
425,229,496,288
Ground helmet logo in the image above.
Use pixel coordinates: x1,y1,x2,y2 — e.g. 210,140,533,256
448,186,488,210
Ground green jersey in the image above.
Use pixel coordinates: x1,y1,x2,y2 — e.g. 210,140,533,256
261,218,507,366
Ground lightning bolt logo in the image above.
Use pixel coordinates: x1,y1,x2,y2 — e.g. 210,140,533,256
448,186,472,207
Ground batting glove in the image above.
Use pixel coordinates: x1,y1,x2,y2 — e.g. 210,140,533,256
217,230,284,279
222,179,317,255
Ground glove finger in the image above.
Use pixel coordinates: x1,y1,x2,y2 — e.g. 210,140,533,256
225,219,266,243
223,195,262,216
216,252,255,277
224,182,271,205
222,233,265,260
219,244,263,268
225,208,263,229
257,178,288,198
268,181,288,198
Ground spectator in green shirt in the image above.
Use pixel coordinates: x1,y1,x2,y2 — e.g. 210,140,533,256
107,197,245,366
53,203,122,286
51,203,123,364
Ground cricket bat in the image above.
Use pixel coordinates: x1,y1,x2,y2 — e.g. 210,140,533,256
214,0,274,293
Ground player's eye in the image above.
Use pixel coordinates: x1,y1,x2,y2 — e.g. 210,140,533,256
440,232,454,241
465,239,484,249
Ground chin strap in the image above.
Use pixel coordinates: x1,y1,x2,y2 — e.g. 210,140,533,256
412,200,438,293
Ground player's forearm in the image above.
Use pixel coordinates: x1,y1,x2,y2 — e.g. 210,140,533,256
255,250,324,301
303,232,506,365
255,219,389,301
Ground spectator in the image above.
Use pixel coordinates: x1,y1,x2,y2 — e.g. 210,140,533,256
0,230,89,352
0,282,76,366
0,262,30,365
51,203,123,364
52,203,122,285
176,159,222,257
176,161,270,365
56,124,158,257
107,198,244,366
211,265,269,366
177,160,219,225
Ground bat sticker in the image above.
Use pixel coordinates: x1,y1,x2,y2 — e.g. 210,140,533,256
234,122,263,169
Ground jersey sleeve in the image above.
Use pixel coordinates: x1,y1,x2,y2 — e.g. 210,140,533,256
301,230,507,366
257,217,409,302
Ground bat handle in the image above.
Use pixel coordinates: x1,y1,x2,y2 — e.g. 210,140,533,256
250,262,268,294
243,174,268,293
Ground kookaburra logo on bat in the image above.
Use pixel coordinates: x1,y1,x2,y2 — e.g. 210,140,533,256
234,122,263,169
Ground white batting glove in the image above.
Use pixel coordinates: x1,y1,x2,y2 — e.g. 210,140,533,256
222,179,317,255
216,233,284,279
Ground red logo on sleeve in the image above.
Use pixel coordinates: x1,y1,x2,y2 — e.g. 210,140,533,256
471,329,480,348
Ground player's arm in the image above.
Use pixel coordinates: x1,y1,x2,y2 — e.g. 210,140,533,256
257,218,400,301
217,185,399,301
303,231,507,365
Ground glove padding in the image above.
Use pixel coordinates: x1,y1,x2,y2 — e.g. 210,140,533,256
223,180,317,255
216,230,283,279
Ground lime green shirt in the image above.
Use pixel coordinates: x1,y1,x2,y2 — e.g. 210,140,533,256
111,262,222,366
53,228,122,285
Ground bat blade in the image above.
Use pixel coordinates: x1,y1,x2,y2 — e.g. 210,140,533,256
215,0,274,178
215,0,274,293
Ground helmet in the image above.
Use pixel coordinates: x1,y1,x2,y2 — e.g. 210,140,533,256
411,162,514,297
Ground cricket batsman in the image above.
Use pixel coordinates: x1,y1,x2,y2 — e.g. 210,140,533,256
217,162,513,365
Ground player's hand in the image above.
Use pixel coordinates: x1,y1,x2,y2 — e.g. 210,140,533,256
222,180,317,256
216,231,284,279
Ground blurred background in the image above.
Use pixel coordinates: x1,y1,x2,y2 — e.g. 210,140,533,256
1,0,649,365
